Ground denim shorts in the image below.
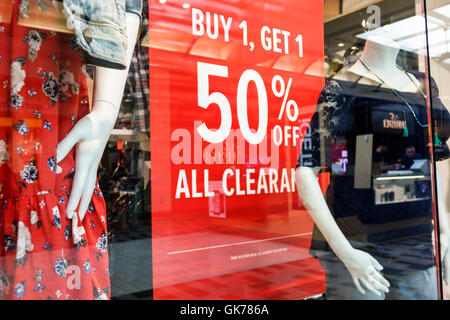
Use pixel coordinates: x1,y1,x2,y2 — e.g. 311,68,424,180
125,0,143,19
318,252,438,300
63,0,143,70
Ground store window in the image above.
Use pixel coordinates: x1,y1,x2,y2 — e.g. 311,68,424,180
0,0,449,301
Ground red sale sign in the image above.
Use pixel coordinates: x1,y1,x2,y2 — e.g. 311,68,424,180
150,0,325,299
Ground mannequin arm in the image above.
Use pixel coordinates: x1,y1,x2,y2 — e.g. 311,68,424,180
56,13,141,222
295,166,390,296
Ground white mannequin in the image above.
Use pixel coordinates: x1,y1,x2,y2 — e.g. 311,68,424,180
296,35,450,296
348,36,422,92
55,13,141,228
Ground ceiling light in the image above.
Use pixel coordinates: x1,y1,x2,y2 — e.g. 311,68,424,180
434,4,450,18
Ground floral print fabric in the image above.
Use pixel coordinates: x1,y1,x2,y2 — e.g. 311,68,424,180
0,1,110,300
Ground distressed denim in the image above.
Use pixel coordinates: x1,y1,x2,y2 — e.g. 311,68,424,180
318,252,438,300
63,0,143,70
126,0,143,18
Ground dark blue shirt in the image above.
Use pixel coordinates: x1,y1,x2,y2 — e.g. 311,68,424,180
296,72,450,274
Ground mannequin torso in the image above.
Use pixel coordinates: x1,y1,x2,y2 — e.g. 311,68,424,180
295,35,450,299
341,36,423,93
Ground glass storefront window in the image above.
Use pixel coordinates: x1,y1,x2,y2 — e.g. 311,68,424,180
424,0,450,300
0,0,448,301
148,0,449,300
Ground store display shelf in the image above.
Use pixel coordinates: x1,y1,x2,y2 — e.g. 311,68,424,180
324,0,384,23
0,0,14,24
376,197,430,206
109,129,149,142
118,190,136,196
106,190,137,196
16,2,73,34
374,174,428,181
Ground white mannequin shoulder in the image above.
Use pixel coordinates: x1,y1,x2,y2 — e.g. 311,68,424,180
347,36,421,93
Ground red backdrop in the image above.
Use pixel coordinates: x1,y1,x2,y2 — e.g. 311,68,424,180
149,0,326,300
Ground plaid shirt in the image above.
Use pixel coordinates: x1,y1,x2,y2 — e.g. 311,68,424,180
124,0,149,132
129,45,149,132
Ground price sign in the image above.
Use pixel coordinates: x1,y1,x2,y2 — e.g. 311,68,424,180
150,0,325,300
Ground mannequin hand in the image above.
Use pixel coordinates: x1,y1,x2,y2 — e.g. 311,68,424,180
340,248,390,296
56,101,118,222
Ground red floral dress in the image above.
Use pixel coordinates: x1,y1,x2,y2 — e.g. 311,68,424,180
0,1,110,300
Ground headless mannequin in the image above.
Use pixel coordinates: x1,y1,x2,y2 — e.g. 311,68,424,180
55,13,141,229
347,36,421,92
296,35,450,296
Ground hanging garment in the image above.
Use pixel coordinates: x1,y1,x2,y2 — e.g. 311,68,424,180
0,1,110,300
129,44,149,132
125,0,149,132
